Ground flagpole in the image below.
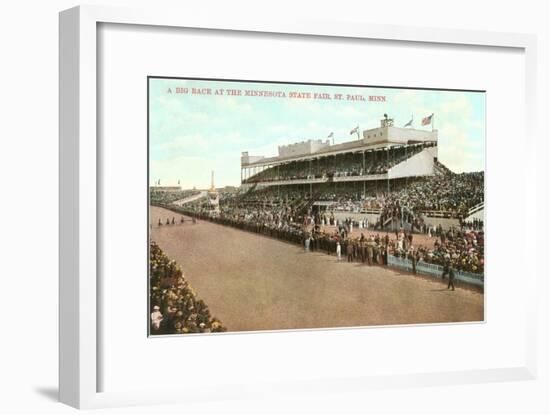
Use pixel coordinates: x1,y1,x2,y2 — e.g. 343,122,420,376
432,113,435,132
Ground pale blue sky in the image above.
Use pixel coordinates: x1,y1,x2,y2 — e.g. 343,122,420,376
149,78,485,189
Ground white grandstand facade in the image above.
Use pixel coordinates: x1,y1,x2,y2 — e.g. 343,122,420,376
240,117,442,193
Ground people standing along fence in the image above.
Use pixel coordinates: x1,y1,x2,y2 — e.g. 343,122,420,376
152,202,484,288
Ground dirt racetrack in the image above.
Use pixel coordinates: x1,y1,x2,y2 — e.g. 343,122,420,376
150,206,484,332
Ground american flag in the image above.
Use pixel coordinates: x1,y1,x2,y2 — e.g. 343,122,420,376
422,114,433,126
350,125,359,135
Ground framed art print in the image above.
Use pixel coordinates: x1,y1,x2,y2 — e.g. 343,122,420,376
59,5,538,409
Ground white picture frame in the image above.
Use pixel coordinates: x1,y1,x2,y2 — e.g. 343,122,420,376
59,4,538,409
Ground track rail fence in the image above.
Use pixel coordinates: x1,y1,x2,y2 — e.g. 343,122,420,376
388,255,484,287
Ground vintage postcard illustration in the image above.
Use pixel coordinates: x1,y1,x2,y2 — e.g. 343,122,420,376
148,77,485,335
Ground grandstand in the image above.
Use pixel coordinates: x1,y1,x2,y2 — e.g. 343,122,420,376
151,116,484,234
237,116,484,231
241,117,438,189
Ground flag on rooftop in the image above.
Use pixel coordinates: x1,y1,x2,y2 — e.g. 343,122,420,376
404,116,413,128
422,114,433,126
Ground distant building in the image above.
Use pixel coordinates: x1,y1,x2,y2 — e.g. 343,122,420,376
149,186,181,193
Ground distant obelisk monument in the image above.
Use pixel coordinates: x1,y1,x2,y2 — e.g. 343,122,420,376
207,170,220,214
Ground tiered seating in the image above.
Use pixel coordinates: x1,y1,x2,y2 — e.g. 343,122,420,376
244,143,430,184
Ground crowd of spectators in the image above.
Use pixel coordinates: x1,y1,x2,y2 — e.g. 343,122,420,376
380,172,484,216
240,172,483,223
243,143,429,184
180,203,306,246
306,222,484,275
416,228,484,274
171,193,484,277
205,169,483,238
149,241,226,334
460,217,484,231
313,171,484,221
385,226,484,275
